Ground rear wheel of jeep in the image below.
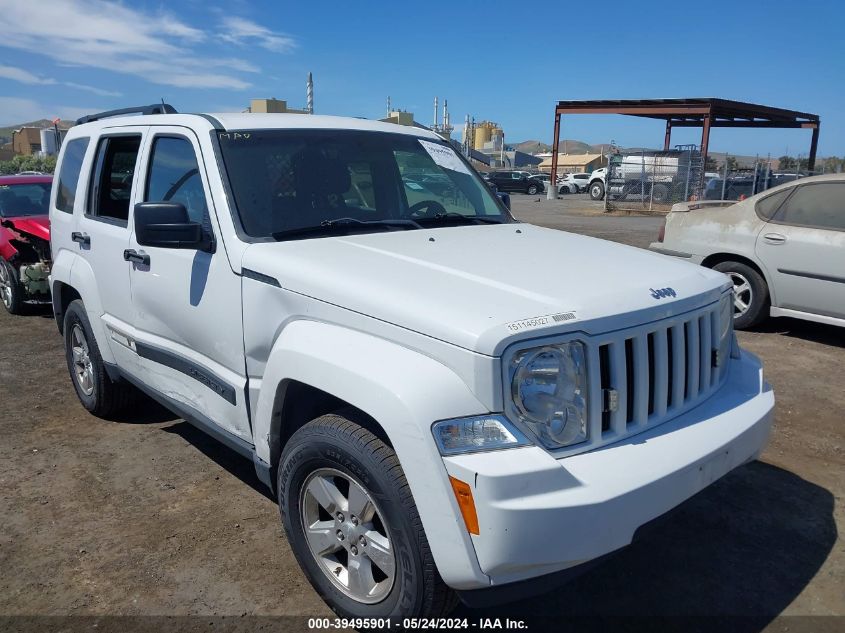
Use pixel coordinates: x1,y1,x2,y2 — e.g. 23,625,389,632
278,412,457,620
0,259,23,315
63,299,136,417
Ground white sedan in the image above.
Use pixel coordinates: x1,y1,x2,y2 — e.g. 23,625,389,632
649,174,845,329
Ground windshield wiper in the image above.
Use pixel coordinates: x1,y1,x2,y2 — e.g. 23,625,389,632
272,217,422,241
418,212,505,226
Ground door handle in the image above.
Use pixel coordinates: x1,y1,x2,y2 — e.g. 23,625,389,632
71,232,90,246
763,232,787,245
123,249,150,266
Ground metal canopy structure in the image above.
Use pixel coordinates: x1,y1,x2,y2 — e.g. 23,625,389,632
549,98,821,191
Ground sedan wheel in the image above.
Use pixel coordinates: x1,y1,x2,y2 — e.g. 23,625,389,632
728,272,753,318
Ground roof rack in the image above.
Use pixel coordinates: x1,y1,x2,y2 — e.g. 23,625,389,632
75,103,178,125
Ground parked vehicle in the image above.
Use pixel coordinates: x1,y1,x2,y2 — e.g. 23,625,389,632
50,104,773,620
557,180,578,194
566,173,590,193
487,170,545,195
588,167,607,200
651,174,845,329
0,174,53,314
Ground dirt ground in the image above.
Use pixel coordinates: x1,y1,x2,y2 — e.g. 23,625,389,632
0,206,842,629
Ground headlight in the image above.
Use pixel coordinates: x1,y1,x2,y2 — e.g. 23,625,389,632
432,415,530,456
509,342,588,449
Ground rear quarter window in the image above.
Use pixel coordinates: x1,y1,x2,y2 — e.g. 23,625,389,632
55,138,90,213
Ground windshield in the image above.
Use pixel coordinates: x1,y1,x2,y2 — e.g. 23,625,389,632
217,129,510,239
0,182,51,217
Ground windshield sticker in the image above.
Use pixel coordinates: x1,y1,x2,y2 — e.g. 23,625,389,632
418,139,471,175
506,312,577,333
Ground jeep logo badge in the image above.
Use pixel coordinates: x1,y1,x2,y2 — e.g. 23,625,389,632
650,287,677,299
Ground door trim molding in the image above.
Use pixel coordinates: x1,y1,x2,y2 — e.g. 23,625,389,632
135,341,237,405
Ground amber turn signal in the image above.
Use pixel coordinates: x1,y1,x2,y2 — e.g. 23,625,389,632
449,476,479,535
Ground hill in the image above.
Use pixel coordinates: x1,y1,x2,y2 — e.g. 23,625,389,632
0,119,74,145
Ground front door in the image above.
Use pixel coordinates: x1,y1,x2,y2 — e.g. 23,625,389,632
127,128,250,441
755,180,845,319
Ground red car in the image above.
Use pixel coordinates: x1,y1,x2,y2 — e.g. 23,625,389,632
0,174,53,314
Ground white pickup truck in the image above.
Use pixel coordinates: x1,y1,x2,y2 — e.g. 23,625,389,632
48,105,774,620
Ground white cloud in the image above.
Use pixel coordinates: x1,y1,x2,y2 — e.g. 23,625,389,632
219,17,296,53
0,64,122,97
62,82,123,98
0,65,57,86
0,0,277,91
0,96,95,127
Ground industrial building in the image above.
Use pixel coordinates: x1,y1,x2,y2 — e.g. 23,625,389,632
246,73,315,115
4,126,67,157
538,152,604,174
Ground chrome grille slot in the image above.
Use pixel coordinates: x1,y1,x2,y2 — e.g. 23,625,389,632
592,301,725,446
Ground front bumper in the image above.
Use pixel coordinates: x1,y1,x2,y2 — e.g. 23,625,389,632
442,349,773,588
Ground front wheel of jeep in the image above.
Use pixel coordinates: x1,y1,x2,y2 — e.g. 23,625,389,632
278,412,457,620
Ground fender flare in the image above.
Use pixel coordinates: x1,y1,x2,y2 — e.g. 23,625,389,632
254,319,490,589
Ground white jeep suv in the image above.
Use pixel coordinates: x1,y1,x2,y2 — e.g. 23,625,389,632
49,105,774,620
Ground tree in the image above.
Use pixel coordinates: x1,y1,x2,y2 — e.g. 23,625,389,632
725,155,739,171
704,155,719,173
777,155,796,170
0,154,57,176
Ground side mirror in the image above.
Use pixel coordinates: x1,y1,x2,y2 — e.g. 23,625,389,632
497,192,511,210
134,202,211,251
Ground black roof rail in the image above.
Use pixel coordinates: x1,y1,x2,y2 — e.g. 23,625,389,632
75,103,178,125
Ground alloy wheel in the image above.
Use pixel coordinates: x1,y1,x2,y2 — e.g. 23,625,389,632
0,263,11,309
71,324,95,396
728,272,753,318
300,468,396,604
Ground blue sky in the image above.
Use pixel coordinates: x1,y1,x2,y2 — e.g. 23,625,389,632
0,0,842,157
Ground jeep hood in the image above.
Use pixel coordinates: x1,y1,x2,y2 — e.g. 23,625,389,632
242,223,728,355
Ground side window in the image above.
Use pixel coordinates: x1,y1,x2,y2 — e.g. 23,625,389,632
145,137,209,224
55,138,89,213
755,187,791,220
774,183,845,231
88,135,142,223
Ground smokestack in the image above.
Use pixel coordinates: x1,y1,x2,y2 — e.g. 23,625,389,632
433,97,439,129
387,96,391,117
306,72,313,114
443,99,448,129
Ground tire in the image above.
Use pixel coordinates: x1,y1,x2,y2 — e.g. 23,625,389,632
651,183,670,204
279,412,457,621
0,259,23,315
63,299,137,417
589,181,605,200
712,261,770,329
558,185,570,195
527,183,538,195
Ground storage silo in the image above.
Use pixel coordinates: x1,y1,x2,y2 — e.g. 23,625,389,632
39,128,58,156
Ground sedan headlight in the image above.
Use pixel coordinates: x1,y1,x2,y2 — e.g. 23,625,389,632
509,342,588,449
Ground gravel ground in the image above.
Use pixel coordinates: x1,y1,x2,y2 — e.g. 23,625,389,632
0,201,842,628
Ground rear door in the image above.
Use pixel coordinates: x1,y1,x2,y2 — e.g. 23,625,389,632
74,128,147,370
126,127,250,442
755,180,845,319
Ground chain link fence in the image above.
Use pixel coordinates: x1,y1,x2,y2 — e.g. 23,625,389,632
604,149,704,212
701,158,827,202
605,150,836,212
